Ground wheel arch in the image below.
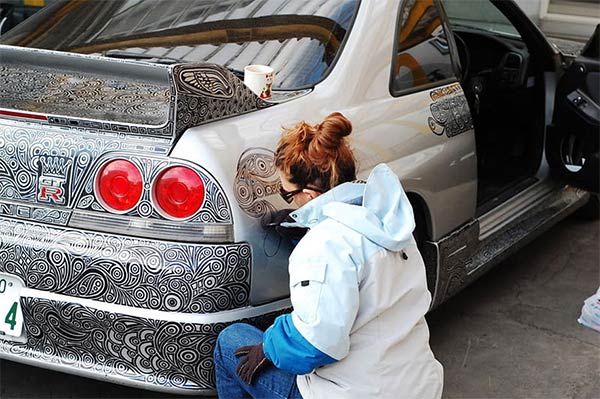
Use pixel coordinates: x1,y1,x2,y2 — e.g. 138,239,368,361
406,192,437,295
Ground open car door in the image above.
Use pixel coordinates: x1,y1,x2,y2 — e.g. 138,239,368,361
546,25,599,193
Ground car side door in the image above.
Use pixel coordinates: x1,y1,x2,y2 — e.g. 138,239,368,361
546,25,599,194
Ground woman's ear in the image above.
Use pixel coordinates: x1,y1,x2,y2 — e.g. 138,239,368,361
302,188,322,200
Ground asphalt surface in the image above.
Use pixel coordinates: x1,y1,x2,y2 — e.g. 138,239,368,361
0,215,598,399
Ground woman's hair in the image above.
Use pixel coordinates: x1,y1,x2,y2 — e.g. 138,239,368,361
275,112,356,191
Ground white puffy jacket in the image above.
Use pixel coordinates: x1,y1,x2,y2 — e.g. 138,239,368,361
263,164,443,399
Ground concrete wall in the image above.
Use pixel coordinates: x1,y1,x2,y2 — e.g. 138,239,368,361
514,0,599,41
514,0,542,23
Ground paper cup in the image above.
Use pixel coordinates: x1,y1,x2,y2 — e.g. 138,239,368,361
244,65,275,100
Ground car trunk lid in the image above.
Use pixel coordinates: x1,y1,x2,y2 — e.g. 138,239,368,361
0,45,269,224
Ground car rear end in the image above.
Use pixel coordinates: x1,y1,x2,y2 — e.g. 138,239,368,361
0,45,274,393
0,0,361,394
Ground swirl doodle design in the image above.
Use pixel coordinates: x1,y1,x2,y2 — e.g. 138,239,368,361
2,60,275,140
173,64,271,136
0,122,230,226
233,148,280,219
427,84,473,137
0,299,289,392
0,218,251,313
76,155,232,224
178,68,235,99
14,298,227,391
0,123,169,210
0,63,171,127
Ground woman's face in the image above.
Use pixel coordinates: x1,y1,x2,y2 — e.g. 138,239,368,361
278,170,322,208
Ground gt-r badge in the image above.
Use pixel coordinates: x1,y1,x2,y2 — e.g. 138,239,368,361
37,155,71,205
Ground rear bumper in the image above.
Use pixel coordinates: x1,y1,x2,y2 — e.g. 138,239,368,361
0,291,289,395
0,217,288,394
0,218,250,313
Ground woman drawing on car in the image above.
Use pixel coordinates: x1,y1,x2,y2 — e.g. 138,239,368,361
214,112,444,398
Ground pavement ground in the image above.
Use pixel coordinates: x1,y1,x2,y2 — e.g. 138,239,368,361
427,214,600,398
0,216,598,398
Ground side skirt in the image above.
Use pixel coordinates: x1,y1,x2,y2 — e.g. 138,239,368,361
424,184,590,309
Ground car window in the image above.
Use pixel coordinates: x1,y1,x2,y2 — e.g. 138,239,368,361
391,0,456,95
441,0,521,39
0,0,360,91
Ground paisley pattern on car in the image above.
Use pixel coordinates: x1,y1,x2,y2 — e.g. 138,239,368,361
0,219,251,313
427,84,474,137
0,63,171,127
76,155,232,223
173,64,271,136
0,298,289,392
0,123,169,208
233,147,280,220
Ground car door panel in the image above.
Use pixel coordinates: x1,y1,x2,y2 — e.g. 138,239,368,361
546,25,600,193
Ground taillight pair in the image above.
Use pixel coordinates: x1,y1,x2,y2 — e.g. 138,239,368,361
95,159,205,219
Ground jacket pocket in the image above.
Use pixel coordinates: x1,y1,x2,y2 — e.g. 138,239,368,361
290,263,327,324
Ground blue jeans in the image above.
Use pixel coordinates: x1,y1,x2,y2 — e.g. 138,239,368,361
214,323,303,399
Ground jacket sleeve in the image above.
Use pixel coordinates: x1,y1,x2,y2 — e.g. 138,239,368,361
263,229,360,374
262,314,337,374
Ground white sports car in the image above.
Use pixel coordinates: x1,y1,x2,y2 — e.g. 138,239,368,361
0,0,597,394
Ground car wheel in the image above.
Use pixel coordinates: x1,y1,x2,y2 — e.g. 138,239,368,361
546,129,599,193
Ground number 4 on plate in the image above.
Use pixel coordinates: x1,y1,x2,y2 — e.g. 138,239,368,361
5,302,18,331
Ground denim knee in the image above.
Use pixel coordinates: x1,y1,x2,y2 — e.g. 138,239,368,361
215,323,263,362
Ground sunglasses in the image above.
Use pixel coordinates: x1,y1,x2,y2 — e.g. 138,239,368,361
279,185,323,203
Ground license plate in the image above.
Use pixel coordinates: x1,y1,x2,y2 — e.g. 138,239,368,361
0,274,24,338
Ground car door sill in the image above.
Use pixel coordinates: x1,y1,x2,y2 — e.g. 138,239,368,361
478,179,562,241
426,182,589,309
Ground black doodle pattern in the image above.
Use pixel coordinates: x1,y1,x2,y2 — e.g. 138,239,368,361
0,203,70,225
0,123,169,209
2,62,272,139
13,297,227,391
427,84,473,137
172,65,271,135
46,117,173,138
0,63,171,127
429,221,477,308
233,148,280,219
75,155,232,224
177,68,235,99
0,123,231,225
0,218,251,313
0,298,290,392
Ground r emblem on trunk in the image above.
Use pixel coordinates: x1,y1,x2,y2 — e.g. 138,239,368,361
37,155,72,205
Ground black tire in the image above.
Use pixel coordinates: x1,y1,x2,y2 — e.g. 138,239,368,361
546,127,599,194
408,195,436,295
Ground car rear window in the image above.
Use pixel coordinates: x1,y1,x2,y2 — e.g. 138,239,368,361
1,0,360,90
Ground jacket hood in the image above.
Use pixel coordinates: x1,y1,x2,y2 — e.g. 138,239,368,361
285,164,415,251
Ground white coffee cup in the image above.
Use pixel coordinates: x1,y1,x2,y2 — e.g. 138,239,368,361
244,65,275,100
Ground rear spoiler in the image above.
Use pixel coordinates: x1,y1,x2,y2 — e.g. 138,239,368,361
0,45,270,140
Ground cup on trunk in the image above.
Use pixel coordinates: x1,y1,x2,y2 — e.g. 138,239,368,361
244,65,275,100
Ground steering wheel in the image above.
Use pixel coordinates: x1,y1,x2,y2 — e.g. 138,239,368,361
495,51,527,88
453,33,470,82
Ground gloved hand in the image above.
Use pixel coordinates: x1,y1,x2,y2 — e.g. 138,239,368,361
263,209,308,243
234,343,272,385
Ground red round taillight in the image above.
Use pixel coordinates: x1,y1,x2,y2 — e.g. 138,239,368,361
153,166,205,219
96,159,143,212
